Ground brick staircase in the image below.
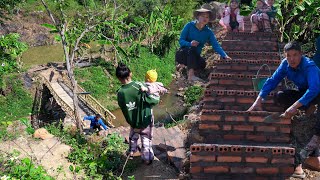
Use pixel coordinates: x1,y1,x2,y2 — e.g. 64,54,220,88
190,31,296,179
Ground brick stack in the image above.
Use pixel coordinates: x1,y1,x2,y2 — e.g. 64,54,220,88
190,31,295,179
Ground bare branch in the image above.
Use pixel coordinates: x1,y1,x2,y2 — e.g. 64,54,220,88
40,0,58,27
70,25,97,62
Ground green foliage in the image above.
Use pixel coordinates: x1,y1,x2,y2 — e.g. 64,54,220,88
118,0,199,22
0,152,53,180
0,121,19,142
134,5,184,56
128,48,176,86
165,119,186,128
97,12,139,62
19,117,35,135
0,74,33,122
0,0,23,14
0,33,28,76
276,0,320,43
75,47,175,110
45,123,132,179
184,85,204,106
240,0,320,43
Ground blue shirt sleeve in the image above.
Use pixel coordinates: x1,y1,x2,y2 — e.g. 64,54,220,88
298,66,320,106
259,61,287,98
179,23,192,47
98,119,108,130
209,31,227,58
83,115,94,121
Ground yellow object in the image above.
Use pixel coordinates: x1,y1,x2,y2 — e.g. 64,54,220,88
146,69,158,82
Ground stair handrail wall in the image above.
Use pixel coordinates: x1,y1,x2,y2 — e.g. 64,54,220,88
58,76,115,127
39,74,75,118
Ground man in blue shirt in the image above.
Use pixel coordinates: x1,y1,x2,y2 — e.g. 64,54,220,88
83,114,108,132
248,41,320,178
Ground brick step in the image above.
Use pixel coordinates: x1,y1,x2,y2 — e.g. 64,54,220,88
213,59,279,75
208,73,284,91
202,90,284,112
226,51,280,60
198,110,291,144
190,143,295,179
224,32,278,41
222,40,278,52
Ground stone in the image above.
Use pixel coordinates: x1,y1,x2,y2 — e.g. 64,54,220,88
34,128,54,140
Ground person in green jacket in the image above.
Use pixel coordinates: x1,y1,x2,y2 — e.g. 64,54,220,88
116,63,160,165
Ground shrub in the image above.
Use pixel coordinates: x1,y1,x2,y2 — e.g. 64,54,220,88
184,85,204,106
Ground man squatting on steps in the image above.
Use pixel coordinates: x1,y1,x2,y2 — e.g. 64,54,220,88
83,114,108,132
247,41,320,177
116,63,160,165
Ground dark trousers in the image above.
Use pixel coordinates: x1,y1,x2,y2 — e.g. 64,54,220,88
175,47,206,70
275,89,320,135
275,89,320,164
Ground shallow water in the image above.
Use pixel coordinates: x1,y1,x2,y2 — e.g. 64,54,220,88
21,44,64,68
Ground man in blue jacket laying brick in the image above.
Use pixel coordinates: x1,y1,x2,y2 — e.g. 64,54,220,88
248,41,320,178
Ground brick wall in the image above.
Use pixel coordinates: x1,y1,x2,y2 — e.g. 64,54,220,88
190,144,295,179
189,31,295,179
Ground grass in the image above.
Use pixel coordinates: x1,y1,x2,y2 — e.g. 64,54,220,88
74,47,176,110
0,74,33,122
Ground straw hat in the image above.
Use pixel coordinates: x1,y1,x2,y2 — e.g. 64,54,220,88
193,7,214,21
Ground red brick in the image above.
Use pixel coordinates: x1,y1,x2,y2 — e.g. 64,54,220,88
223,125,232,130
245,157,268,163
230,167,254,173
223,134,244,141
237,97,254,104
218,97,236,103
233,125,254,131
256,167,279,174
216,65,232,70
190,145,202,152
280,167,294,174
219,79,236,85
232,65,247,71
199,124,220,130
204,166,229,173
271,158,294,164
246,135,267,142
270,136,290,143
190,155,216,163
276,118,291,125
256,126,277,132
248,116,265,122
210,79,219,84
200,115,221,121
225,115,245,122
202,96,216,101
190,166,202,173
280,127,291,133
217,156,242,162
236,81,252,86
